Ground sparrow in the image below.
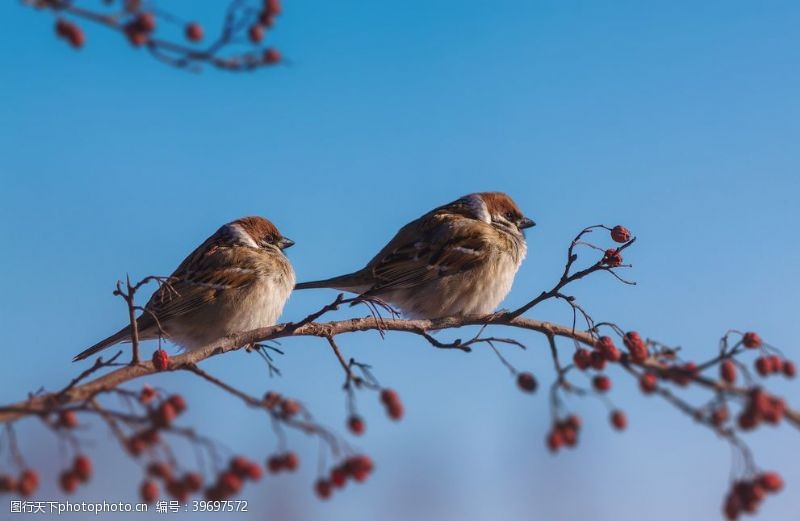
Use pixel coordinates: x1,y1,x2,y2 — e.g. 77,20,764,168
295,192,535,318
74,216,296,361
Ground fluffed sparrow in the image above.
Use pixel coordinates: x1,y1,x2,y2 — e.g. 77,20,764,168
295,192,535,318
74,216,296,361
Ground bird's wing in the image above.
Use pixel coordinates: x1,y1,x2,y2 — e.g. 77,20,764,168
364,214,496,295
138,241,261,331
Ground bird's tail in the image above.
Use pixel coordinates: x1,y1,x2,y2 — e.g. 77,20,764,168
73,326,131,362
295,273,367,293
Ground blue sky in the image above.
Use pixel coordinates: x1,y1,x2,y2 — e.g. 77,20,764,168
1,1,799,520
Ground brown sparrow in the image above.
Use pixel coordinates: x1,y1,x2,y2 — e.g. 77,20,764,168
295,192,535,318
74,217,296,361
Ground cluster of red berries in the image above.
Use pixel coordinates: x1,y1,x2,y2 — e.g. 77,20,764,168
738,388,787,429
128,394,186,455
152,349,170,371
124,12,156,47
140,462,202,503
266,452,299,473
754,355,795,378
315,455,374,500
723,472,783,520
263,391,302,418
546,415,581,452
380,389,404,420
205,456,262,501
0,469,39,496
59,455,92,494
55,19,84,49
516,372,538,393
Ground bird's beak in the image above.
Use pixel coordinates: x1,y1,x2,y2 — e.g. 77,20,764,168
518,217,536,229
279,237,295,250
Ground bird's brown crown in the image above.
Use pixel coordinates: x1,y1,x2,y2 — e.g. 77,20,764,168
234,216,282,242
478,192,524,220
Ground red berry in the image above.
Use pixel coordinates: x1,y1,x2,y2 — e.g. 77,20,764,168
743,332,762,349
315,479,332,499
590,350,607,370
153,402,177,428
267,456,282,473
139,385,156,404
546,430,563,452
183,472,203,492
18,469,39,496
783,360,796,378
768,355,782,374
55,19,85,49
610,225,631,243
185,23,203,42
127,436,146,456
58,410,78,429
348,415,366,435
380,388,404,420
596,336,621,362
330,466,347,487
282,452,299,471
639,373,657,394
280,399,301,416
593,375,612,392
59,470,80,493
738,410,758,430
73,455,92,482
230,456,251,477
711,406,729,426
219,472,242,494
720,360,737,384
264,48,281,64
380,388,399,405
758,472,783,492
0,475,16,492
152,349,169,371
601,248,623,267
573,348,592,370
141,479,159,503
565,414,582,431
265,0,282,16
755,357,770,376
136,12,156,33
386,402,404,420
249,25,264,43
610,410,627,430
244,463,262,481
165,479,188,502
167,394,187,414
516,372,538,393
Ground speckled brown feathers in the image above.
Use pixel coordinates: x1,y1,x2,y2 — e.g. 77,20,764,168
295,192,535,319
74,216,296,361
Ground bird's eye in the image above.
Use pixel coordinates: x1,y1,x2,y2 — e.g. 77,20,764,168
504,211,516,221
265,235,275,243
